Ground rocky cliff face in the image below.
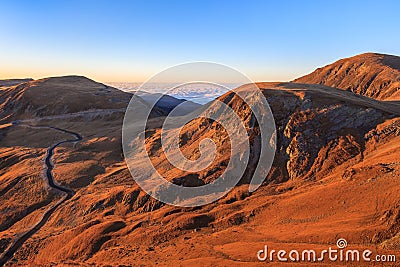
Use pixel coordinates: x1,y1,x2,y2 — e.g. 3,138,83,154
294,53,400,100
257,82,398,182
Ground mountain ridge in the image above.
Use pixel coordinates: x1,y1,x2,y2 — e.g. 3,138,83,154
294,52,400,100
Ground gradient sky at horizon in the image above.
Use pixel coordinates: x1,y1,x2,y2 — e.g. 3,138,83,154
1,0,400,83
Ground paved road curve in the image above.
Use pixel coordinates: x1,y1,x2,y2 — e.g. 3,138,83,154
0,125,82,266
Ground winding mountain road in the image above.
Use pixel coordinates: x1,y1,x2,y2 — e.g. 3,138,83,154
0,125,82,266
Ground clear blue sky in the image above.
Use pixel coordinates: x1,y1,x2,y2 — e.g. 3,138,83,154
1,0,399,82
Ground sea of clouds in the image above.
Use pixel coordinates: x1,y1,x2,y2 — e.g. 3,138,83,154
107,82,243,104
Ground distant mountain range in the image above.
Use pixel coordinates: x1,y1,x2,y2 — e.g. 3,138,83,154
0,76,203,123
0,79,33,87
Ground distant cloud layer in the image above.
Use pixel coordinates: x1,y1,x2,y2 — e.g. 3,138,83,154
107,82,241,104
